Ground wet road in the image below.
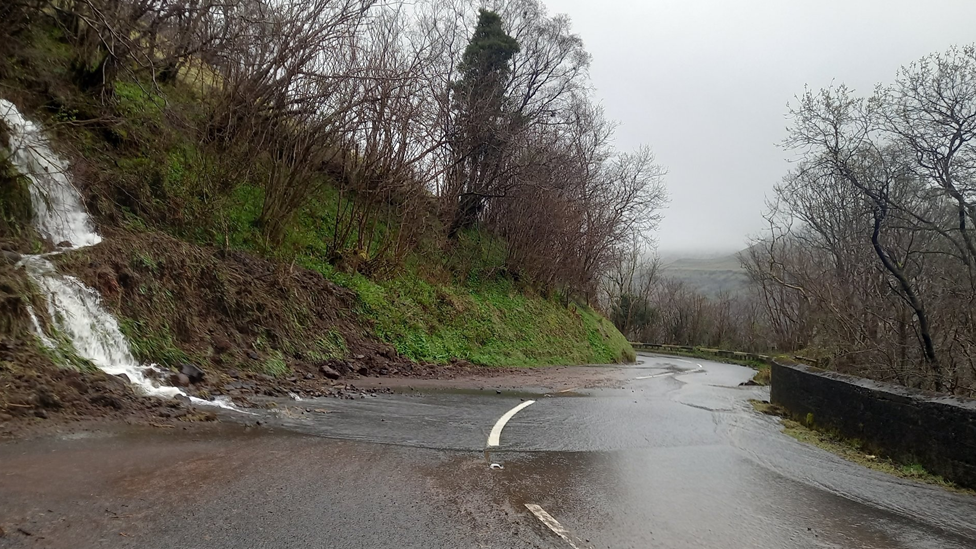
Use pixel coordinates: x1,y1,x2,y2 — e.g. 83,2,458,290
2,354,976,548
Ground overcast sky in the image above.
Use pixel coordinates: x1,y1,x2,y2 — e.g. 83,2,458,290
542,0,976,254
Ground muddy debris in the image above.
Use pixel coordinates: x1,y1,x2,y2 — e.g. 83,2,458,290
89,394,123,409
33,385,62,409
212,335,233,354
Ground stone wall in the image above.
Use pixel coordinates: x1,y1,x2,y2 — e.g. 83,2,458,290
770,362,976,489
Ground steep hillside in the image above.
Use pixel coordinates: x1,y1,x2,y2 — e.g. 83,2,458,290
0,15,634,426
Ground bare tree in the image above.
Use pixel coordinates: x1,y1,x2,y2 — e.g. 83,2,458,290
746,48,976,394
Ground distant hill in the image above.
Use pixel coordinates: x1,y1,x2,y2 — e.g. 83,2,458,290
658,251,751,297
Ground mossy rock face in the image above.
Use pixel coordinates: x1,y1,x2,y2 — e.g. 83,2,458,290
0,263,34,338
0,155,35,241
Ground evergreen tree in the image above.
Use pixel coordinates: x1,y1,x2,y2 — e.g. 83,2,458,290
457,10,520,94
448,10,520,237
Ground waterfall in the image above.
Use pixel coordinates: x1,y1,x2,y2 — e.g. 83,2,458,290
1,101,101,249
2,99,183,398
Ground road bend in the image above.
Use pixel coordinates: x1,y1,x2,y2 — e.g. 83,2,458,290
2,354,975,548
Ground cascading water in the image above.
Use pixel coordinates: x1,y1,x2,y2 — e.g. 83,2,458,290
2,99,184,399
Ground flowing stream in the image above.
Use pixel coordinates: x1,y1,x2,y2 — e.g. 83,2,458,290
2,99,184,398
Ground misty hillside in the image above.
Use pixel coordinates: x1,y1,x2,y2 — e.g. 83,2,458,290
658,251,750,297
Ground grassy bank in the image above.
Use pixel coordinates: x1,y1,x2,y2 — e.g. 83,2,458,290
210,181,633,367
0,16,634,393
343,271,633,366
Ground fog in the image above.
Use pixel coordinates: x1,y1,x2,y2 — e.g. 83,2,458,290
542,0,976,254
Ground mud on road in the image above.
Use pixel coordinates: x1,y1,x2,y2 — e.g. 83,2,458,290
0,359,627,440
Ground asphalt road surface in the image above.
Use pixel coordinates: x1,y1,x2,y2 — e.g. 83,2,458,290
3,354,976,548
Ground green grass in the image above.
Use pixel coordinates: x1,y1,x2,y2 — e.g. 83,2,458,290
220,183,266,250
258,350,290,377
114,81,165,120
306,330,348,361
118,318,191,369
338,270,633,366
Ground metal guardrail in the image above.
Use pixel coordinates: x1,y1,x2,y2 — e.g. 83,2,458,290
629,342,821,368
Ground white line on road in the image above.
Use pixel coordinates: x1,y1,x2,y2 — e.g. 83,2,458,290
525,503,583,549
487,400,535,447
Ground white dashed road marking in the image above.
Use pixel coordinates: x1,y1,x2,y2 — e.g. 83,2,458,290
525,503,586,548
487,400,535,447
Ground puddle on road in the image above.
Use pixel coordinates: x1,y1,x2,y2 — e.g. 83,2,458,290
469,444,976,549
